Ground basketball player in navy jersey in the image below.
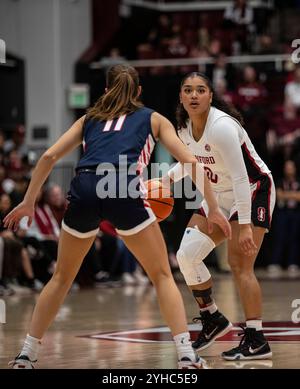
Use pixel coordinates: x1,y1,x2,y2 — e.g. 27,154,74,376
165,72,275,360
5,65,231,369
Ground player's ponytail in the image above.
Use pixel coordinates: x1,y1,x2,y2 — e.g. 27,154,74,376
211,94,244,126
176,101,189,130
87,64,143,121
176,72,244,129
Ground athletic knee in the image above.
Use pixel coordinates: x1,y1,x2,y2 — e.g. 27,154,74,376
176,227,215,285
52,269,74,287
229,254,254,277
146,265,171,285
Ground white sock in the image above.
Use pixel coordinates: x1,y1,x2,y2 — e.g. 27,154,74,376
173,332,196,362
20,334,41,362
200,302,218,315
246,319,262,331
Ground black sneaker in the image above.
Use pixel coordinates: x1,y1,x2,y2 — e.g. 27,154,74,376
221,327,272,360
192,310,232,351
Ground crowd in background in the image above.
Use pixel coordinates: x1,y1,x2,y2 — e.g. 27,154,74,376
0,126,149,296
1,1,300,295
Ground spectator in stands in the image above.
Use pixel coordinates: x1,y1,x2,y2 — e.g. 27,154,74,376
138,14,173,59
187,45,209,74
0,165,6,195
19,188,60,281
208,38,222,57
267,160,300,279
156,14,173,44
120,240,149,286
164,34,188,59
93,221,121,286
4,125,28,158
0,130,5,151
99,48,126,70
94,221,149,287
206,53,236,91
223,0,255,53
255,34,275,55
235,65,268,160
197,27,210,52
0,193,42,292
267,103,300,178
236,66,267,109
254,34,278,79
10,176,30,208
284,66,300,112
214,78,235,108
44,184,66,226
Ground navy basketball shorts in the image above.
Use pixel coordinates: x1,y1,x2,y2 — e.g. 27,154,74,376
62,170,156,238
195,174,276,230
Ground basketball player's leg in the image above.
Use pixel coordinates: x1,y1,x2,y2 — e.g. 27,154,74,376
122,221,189,336
10,229,95,368
121,221,202,368
186,213,225,294
185,214,223,316
29,229,95,338
227,222,265,319
222,222,272,360
177,213,232,351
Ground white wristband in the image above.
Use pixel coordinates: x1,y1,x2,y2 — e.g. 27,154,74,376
167,162,188,183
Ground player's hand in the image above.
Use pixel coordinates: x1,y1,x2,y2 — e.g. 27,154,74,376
207,207,232,239
239,224,257,256
3,200,34,231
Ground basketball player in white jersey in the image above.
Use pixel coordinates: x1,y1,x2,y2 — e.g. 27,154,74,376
166,72,275,360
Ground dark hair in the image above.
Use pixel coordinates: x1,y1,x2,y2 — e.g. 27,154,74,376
176,72,244,129
87,64,143,121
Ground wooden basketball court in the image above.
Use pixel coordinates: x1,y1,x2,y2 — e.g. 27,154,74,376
1,273,299,369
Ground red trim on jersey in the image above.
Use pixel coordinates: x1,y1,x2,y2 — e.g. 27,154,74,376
266,175,272,225
251,180,261,202
147,140,151,156
197,207,207,217
242,142,272,225
229,211,238,221
138,134,154,171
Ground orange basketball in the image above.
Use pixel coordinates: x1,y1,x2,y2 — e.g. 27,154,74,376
144,179,174,222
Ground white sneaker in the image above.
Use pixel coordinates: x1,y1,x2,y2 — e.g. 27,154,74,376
266,265,282,279
122,272,136,285
178,356,206,369
133,270,149,285
32,279,44,292
6,280,30,295
70,282,80,292
9,355,36,369
287,265,300,279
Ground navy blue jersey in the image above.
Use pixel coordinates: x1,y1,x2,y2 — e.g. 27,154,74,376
77,107,156,171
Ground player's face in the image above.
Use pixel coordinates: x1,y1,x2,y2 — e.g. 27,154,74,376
180,77,212,115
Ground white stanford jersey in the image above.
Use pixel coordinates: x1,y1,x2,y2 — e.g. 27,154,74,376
172,107,272,224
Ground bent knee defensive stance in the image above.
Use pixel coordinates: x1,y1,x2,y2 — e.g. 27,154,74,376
176,227,215,285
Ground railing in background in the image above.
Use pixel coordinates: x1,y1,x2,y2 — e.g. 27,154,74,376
27,146,76,194
91,53,291,72
49,163,76,195
121,0,274,12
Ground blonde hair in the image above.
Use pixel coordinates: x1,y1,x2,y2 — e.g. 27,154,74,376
87,64,143,121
